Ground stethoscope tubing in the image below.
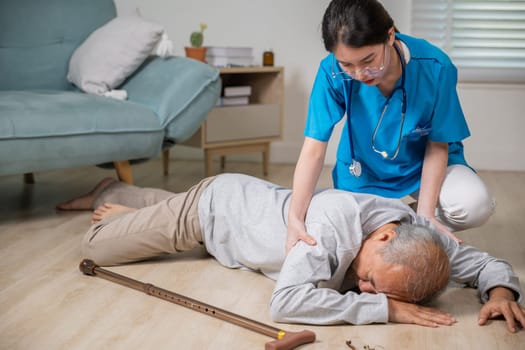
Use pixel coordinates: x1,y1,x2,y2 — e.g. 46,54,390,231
347,42,407,164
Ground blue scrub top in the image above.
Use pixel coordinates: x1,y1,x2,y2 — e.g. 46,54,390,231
305,33,470,198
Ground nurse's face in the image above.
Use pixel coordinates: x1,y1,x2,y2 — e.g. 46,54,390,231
333,42,390,85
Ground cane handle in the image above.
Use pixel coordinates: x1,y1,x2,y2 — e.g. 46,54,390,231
264,330,316,350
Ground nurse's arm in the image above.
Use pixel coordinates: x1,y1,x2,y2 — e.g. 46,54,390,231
287,137,327,253
417,141,460,242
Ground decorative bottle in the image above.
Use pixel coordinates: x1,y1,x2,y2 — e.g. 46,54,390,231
263,49,274,66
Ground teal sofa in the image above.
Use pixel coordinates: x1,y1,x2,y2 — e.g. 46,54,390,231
0,0,220,183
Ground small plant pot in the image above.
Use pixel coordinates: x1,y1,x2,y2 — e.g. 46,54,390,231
185,47,207,62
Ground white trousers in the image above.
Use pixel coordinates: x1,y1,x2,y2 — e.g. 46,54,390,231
412,165,496,232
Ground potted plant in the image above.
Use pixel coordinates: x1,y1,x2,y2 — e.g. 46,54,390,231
185,22,207,62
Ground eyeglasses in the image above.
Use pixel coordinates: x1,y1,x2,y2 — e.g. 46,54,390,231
331,44,387,81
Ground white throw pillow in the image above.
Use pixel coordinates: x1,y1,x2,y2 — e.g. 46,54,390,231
67,16,167,96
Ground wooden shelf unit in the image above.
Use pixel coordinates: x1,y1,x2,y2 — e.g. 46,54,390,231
182,66,284,176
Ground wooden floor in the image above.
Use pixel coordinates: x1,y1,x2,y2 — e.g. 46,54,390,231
1,159,524,350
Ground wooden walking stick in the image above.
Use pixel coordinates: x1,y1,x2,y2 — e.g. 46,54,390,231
80,259,316,350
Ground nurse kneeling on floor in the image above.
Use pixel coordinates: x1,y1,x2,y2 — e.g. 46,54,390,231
287,0,495,249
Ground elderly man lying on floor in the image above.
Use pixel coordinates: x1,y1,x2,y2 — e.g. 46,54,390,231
59,173,525,332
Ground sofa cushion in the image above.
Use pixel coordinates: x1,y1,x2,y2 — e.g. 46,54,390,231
0,90,163,139
0,90,164,175
0,0,116,91
122,57,221,142
67,16,166,95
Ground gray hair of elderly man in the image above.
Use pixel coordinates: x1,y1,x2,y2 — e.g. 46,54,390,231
379,223,451,304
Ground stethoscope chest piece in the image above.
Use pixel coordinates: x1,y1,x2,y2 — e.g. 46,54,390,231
349,159,362,177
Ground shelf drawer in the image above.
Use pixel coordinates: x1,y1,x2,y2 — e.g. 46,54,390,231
205,104,280,143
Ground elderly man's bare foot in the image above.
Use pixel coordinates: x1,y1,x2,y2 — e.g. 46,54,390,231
56,177,117,211
92,203,136,224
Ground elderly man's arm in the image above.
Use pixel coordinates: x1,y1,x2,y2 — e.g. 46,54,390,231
387,298,456,327
444,241,522,302
478,287,525,333
270,283,389,325
432,220,524,332
270,237,389,325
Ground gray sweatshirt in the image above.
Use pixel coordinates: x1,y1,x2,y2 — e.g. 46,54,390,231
198,173,522,325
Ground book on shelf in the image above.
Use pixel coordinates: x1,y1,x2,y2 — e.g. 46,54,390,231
216,96,250,106
207,46,253,57
206,55,253,67
216,85,252,106
206,46,254,67
223,85,252,97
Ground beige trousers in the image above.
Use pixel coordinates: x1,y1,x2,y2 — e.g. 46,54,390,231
81,177,215,266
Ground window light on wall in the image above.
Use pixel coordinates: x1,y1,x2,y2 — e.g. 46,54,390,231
411,0,525,83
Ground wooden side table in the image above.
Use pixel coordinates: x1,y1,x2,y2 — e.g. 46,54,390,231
181,66,284,177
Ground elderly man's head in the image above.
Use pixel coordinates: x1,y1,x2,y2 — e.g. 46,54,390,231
351,222,450,303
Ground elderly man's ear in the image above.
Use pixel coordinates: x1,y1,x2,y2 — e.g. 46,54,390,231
369,224,398,242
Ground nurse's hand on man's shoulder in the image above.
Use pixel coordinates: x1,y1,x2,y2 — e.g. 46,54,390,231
286,219,317,255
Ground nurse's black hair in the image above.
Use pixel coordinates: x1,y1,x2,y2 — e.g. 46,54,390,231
322,0,396,51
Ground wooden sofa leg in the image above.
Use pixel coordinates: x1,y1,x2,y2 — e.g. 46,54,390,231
23,173,35,184
113,161,133,184
162,149,170,176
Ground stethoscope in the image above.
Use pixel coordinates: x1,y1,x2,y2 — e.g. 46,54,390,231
347,42,407,177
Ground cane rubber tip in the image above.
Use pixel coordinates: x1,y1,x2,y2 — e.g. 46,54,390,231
265,330,316,350
79,259,97,275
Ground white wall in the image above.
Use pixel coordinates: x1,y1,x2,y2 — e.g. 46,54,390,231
115,0,525,171
459,83,525,171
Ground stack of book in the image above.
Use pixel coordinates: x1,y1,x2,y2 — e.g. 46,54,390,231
206,46,254,67
217,85,252,106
